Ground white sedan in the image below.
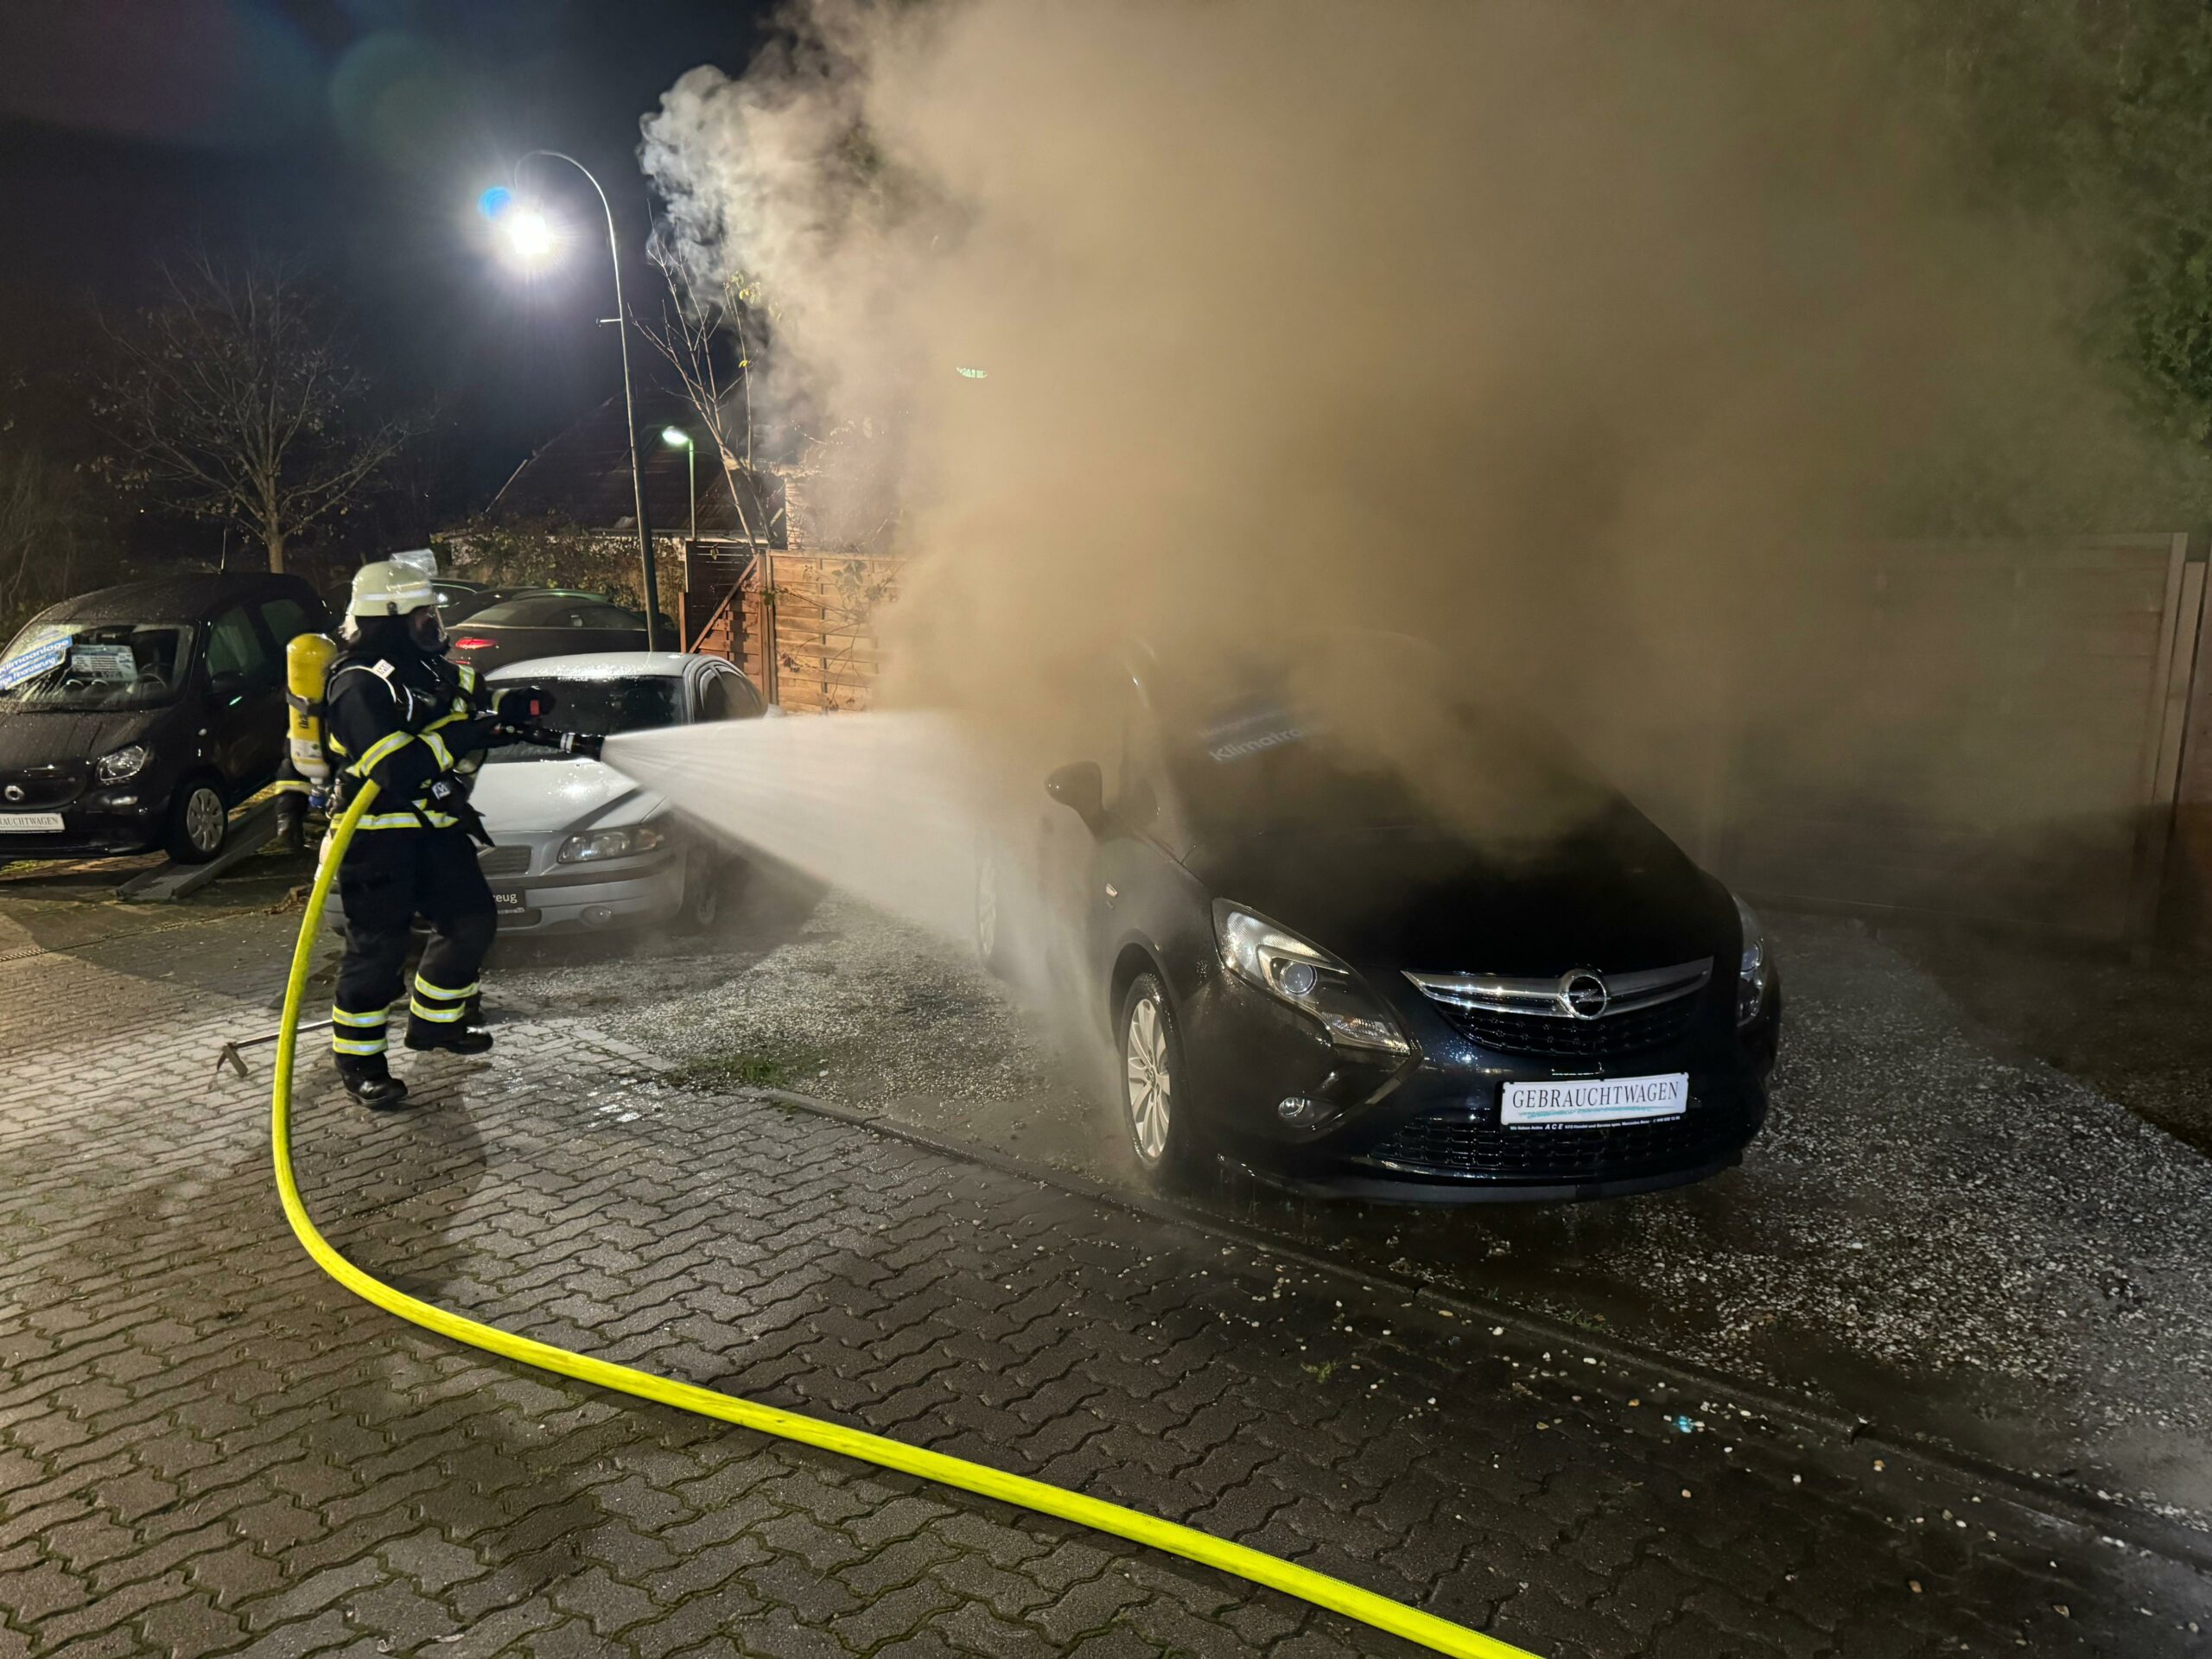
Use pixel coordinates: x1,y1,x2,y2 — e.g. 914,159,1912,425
471,651,766,934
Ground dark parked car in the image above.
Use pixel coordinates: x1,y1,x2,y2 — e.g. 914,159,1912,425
978,639,1783,1203
320,576,531,626
445,592,679,677
0,573,328,862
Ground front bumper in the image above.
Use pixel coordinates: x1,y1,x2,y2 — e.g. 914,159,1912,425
0,794,168,861
1180,963,1781,1203
485,845,686,933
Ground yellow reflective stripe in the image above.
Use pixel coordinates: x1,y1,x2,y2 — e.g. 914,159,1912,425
458,665,477,692
273,779,311,795
412,976,479,1002
331,1034,387,1056
330,1005,389,1027
423,709,465,733
420,729,454,771
408,999,467,1023
327,734,351,758
354,809,459,830
351,730,415,777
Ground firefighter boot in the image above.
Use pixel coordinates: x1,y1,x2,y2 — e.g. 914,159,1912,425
404,1020,493,1057
335,1053,411,1111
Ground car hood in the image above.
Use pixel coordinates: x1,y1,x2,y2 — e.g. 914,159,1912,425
0,706,171,769
1186,803,1733,975
468,756,664,836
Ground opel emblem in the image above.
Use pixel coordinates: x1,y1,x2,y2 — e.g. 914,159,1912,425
2,785,21,804
1560,970,1609,1020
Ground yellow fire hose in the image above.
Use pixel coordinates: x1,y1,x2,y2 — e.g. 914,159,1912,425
271,782,1538,1659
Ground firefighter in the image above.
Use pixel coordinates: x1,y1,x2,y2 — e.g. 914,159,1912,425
321,557,502,1110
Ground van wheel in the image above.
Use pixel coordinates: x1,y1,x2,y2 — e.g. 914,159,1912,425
1120,972,1204,1182
166,778,229,864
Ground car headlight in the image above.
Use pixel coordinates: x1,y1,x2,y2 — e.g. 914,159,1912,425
94,744,150,785
1734,893,1769,1026
556,822,667,864
1213,900,1409,1055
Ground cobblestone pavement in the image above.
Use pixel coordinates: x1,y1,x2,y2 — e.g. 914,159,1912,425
3,905,2209,1657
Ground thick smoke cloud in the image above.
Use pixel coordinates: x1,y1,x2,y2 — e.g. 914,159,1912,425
641,0,2203,842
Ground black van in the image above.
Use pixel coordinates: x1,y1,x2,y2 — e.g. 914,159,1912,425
0,574,328,863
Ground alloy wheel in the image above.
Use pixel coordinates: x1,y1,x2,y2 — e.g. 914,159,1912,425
1125,992,1172,1163
184,788,226,855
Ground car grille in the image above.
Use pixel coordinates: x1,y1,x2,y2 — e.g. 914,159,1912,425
0,766,82,810
1433,996,1704,1058
1360,1096,1755,1183
478,845,531,876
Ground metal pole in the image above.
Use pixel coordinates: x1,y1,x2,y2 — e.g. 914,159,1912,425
517,149,662,651
685,435,696,543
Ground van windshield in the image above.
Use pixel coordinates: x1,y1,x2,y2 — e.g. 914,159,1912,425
0,623,194,712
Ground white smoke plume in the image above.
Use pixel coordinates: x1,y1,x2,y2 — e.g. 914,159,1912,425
639,0,2207,843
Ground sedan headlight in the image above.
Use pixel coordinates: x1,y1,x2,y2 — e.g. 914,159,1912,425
1213,900,1409,1054
95,743,150,785
556,822,668,864
1734,893,1769,1026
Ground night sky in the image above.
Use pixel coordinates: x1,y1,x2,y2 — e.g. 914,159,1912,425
0,0,769,518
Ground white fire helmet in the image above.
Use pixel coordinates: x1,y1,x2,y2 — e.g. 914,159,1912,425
346,557,438,619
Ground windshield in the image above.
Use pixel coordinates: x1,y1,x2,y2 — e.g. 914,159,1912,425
1147,642,1616,838
485,675,683,761
0,622,195,712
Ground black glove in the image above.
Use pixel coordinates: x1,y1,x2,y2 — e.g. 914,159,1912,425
425,775,468,810
438,717,501,758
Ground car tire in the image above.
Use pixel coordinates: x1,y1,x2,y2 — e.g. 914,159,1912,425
676,852,742,934
974,843,1014,976
1120,970,1204,1182
165,777,229,864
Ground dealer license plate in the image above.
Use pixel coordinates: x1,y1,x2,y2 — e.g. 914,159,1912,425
493,889,526,912
1500,1072,1688,1128
0,812,64,833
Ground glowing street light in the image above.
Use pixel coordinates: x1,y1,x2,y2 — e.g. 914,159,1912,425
481,154,662,650
662,428,696,543
499,206,558,268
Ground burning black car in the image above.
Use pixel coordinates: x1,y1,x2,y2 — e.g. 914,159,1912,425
979,639,1781,1202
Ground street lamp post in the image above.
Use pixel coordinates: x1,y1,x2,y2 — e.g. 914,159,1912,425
508,149,661,651
662,428,696,544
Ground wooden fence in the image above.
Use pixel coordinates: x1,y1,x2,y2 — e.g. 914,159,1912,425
1719,534,2202,947
681,547,902,715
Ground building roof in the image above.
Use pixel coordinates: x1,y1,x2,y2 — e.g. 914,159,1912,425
485,387,783,544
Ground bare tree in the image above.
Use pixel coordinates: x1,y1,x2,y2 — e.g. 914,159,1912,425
639,242,775,544
0,448,84,629
100,250,419,574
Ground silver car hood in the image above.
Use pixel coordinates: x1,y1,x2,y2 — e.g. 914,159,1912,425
469,756,664,836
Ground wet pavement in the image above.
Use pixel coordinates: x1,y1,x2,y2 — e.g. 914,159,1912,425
3,852,2209,1656
496,887,2212,1541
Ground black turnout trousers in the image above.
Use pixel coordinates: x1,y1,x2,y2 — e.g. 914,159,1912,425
330,827,496,1059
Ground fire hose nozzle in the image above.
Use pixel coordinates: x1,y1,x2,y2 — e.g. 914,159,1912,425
506,724,603,760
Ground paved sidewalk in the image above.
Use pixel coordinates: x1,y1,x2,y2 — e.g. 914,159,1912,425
1,910,2208,1656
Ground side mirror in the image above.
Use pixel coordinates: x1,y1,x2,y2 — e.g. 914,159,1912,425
1046,760,1107,835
